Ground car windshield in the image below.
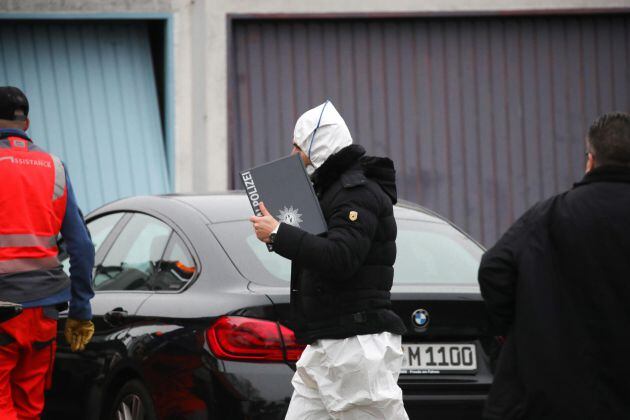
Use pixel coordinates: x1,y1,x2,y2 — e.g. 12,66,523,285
212,215,482,286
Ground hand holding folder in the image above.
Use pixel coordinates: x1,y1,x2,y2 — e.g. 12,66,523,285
250,202,279,244
241,154,327,251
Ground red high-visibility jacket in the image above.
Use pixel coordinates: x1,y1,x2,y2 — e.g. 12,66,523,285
0,135,70,301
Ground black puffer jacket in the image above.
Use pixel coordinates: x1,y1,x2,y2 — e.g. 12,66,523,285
273,144,406,344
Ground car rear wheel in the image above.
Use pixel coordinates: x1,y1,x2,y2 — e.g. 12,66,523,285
107,379,157,420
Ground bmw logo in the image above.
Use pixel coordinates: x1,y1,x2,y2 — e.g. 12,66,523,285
412,309,430,328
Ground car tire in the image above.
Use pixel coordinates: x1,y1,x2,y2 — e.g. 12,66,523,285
106,379,157,420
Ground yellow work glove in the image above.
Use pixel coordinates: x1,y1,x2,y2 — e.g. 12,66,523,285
64,318,95,352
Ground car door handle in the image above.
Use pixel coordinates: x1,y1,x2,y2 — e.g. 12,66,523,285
104,307,128,326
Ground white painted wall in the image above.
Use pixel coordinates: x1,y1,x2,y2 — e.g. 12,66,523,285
2,0,628,192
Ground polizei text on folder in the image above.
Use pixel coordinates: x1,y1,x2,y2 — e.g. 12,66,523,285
241,171,262,216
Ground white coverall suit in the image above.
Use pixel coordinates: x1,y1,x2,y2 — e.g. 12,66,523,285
283,101,409,420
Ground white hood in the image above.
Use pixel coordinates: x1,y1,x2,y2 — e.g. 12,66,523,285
293,101,353,173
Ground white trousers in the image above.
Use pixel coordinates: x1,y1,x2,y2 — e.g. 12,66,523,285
285,332,409,420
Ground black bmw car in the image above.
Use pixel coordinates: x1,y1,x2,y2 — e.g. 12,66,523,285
44,192,495,420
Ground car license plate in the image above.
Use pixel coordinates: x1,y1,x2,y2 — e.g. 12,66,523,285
401,343,477,374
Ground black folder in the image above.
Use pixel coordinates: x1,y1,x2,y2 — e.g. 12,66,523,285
240,154,327,250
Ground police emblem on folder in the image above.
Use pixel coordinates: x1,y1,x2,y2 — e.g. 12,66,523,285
277,206,304,227
240,154,327,250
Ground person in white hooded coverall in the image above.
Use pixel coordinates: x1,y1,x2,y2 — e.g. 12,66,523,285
250,101,409,420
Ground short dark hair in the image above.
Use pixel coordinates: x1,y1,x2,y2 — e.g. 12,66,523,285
0,86,29,121
587,112,630,167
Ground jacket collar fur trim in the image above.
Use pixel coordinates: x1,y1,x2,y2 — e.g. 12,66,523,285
311,144,366,193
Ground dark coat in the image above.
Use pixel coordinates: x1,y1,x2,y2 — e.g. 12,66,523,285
273,144,406,344
478,166,630,420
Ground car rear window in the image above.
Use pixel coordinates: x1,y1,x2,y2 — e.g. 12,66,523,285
394,220,482,284
212,217,482,286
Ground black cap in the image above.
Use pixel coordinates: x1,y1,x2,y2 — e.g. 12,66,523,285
0,87,29,121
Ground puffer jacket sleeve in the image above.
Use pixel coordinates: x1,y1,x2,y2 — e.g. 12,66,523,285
273,186,380,279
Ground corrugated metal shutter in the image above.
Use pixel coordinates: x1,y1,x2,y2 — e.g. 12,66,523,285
0,21,169,212
230,15,630,245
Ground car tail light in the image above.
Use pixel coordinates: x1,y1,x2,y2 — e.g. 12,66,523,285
206,316,305,362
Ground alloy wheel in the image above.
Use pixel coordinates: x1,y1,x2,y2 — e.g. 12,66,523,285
115,394,145,420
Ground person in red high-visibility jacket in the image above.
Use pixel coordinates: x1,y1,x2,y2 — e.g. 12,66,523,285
0,86,95,420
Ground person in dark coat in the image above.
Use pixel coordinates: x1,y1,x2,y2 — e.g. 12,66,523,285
478,112,630,420
250,101,408,419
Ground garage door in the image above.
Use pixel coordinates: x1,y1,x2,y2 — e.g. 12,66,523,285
230,15,630,245
0,21,169,212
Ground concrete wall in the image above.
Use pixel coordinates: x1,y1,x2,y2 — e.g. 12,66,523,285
2,0,628,193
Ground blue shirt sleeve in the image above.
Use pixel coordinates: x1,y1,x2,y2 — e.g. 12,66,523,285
60,169,95,320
